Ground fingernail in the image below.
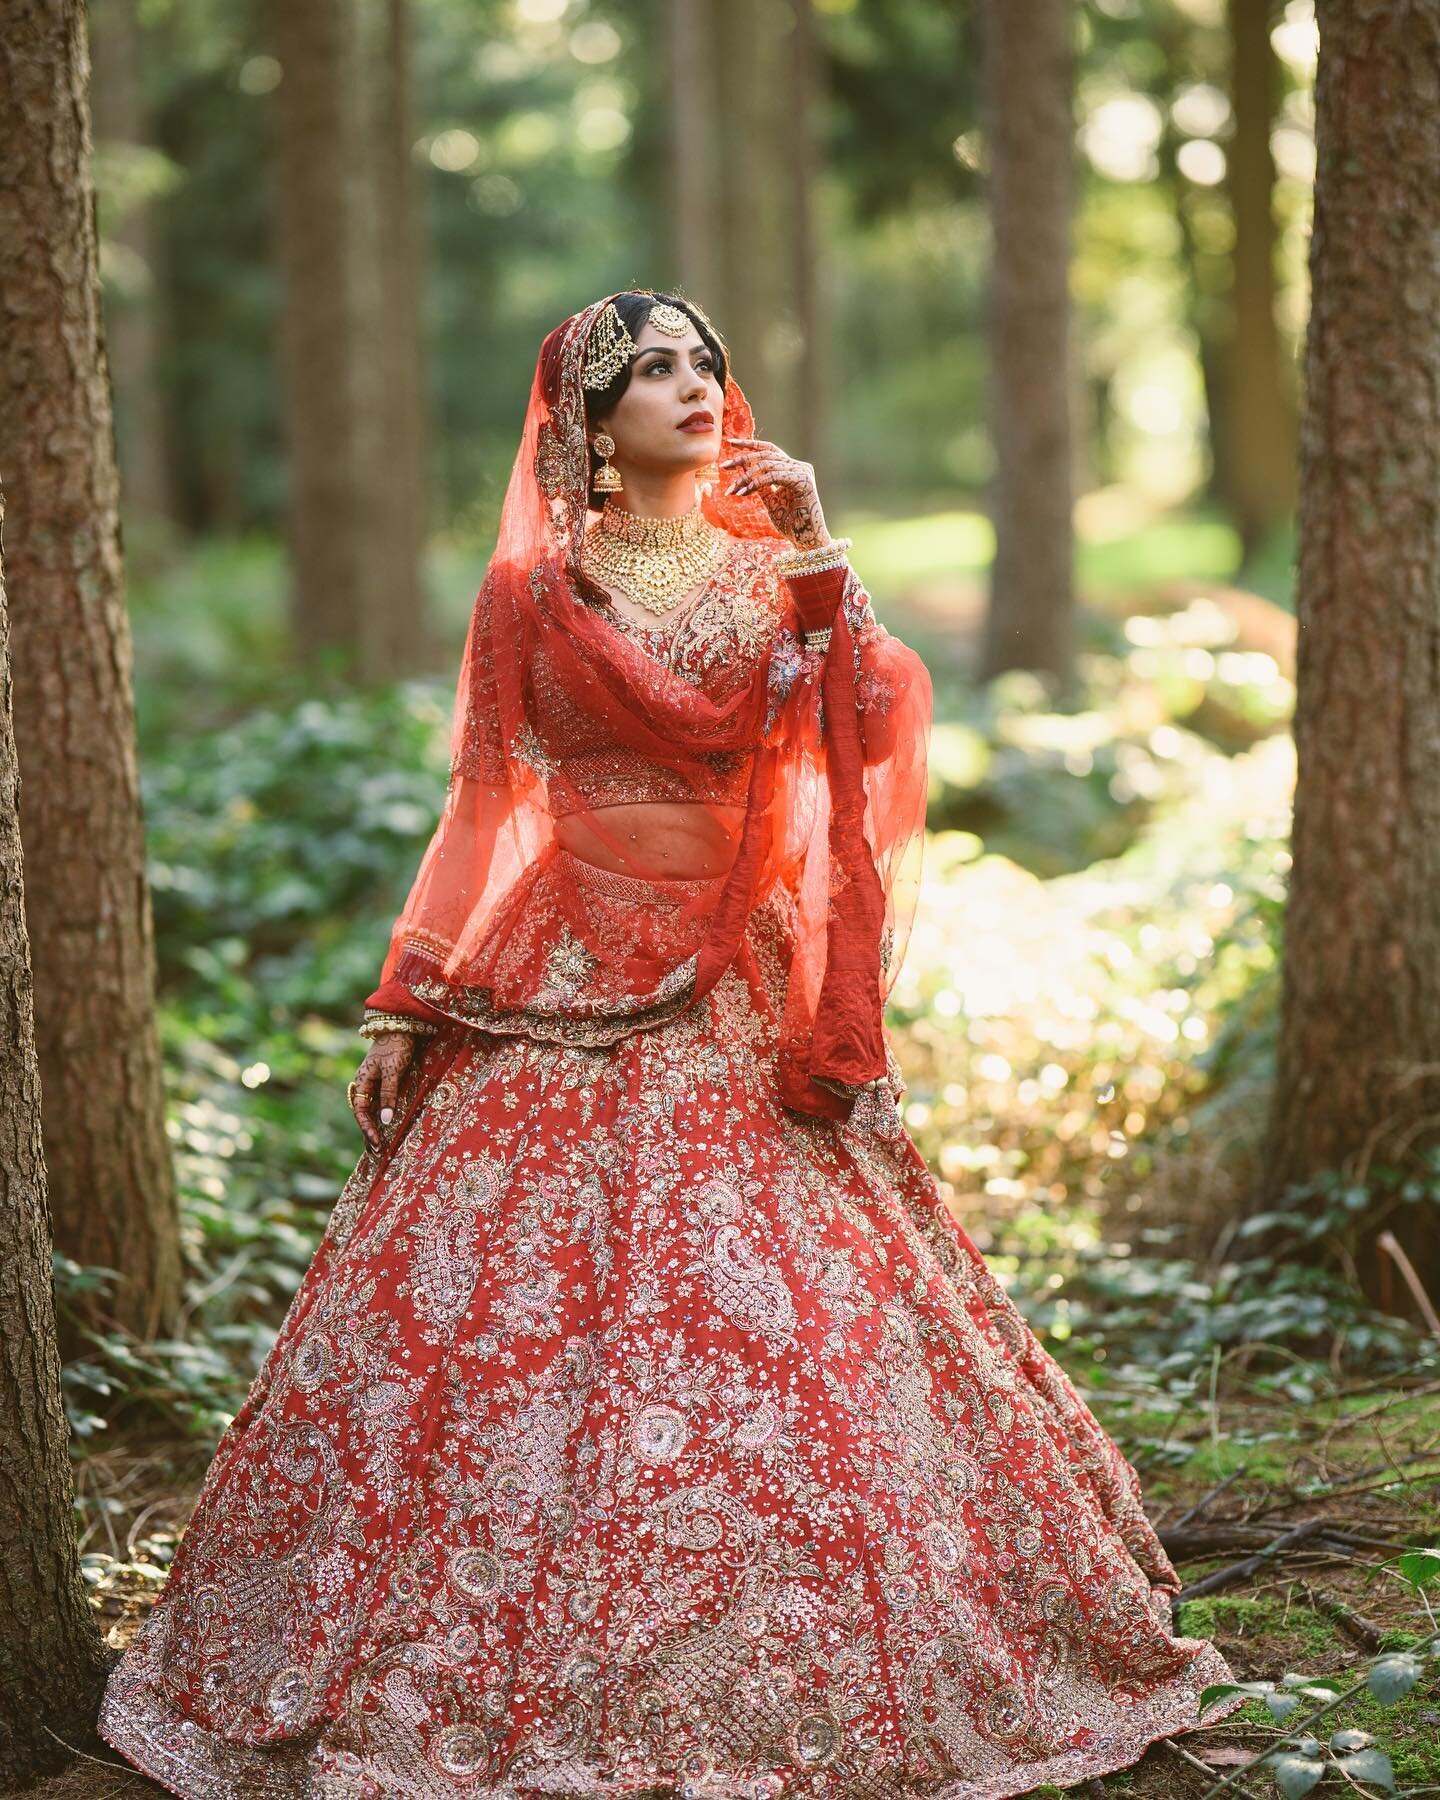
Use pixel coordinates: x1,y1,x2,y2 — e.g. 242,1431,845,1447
380,1107,393,1124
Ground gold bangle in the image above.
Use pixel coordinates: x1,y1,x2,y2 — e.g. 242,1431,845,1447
359,1010,439,1041
777,536,853,579
802,626,833,654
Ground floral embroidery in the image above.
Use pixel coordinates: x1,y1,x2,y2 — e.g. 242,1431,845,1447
529,538,788,819
100,889,1246,1799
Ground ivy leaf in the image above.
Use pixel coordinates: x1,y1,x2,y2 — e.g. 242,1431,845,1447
1280,1673,1346,1698
1368,1655,1423,1703
1268,1753,1326,1798
1336,1747,1396,1789
1266,1692,1301,1722
1396,1549,1440,1591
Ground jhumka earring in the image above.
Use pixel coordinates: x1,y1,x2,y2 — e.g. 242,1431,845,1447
592,432,623,493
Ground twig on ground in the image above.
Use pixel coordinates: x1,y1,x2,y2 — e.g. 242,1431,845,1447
1289,1580,1386,1652
1162,1518,1401,1559
1177,1518,1330,1602
1160,1733,1264,1799
1257,1456,1440,1515
1165,1466,1249,1533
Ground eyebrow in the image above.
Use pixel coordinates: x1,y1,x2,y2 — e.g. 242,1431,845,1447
633,343,712,360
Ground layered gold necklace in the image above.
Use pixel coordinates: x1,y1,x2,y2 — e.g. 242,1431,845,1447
581,498,729,618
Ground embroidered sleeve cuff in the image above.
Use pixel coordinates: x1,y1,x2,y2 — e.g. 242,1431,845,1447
781,557,850,633
361,979,451,1032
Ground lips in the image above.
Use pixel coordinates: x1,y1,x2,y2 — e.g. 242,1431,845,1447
677,412,714,430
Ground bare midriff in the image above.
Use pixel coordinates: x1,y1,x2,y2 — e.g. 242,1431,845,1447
554,800,745,879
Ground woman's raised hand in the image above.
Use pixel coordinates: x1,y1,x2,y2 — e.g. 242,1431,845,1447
720,436,829,550
350,1031,415,1155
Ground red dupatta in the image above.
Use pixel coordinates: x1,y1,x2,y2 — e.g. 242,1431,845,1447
365,292,931,1127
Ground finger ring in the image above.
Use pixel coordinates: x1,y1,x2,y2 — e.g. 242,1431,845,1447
347,1079,358,1109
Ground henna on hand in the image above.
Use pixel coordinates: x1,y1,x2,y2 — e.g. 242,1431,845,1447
351,1031,415,1155
720,436,829,549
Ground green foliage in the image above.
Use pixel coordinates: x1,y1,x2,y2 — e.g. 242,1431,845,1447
1199,1579,1440,1798
57,679,455,1437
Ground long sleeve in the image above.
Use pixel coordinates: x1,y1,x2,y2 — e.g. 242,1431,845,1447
768,544,932,1129
778,555,916,772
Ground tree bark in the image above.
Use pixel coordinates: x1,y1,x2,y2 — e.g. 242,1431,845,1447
713,0,801,446
666,0,721,309
1260,0,1440,1302
0,0,182,1343
366,0,431,676
977,0,1076,689
89,0,172,528
0,491,112,1786
1221,0,1297,556
789,0,830,489
273,0,380,673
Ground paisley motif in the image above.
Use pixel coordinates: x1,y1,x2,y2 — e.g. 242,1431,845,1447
99,884,1245,1798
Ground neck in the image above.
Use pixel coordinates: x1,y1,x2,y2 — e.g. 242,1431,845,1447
601,470,699,518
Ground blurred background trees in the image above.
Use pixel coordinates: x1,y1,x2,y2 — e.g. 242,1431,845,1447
90,0,1311,591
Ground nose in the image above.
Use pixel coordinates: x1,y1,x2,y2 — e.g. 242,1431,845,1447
680,364,710,403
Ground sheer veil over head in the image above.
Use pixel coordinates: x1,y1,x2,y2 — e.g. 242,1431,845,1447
371,290,931,1125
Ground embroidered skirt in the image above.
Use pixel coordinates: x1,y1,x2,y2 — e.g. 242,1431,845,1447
100,855,1244,1799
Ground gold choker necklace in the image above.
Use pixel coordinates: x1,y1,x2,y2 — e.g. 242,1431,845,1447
581,500,728,617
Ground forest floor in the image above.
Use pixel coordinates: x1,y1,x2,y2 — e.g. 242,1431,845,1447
25,1373,1440,1799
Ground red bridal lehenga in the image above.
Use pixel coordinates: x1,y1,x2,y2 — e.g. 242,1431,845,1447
100,294,1245,1799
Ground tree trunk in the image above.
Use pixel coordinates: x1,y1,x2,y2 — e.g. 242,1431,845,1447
273,0,383,674
0,0,182,1343
713,0,798,445
0,491,112,1787
88,0,172,528
1259,0,1440,1304
789,0,829,490
363,0,430,676
1222,0,1297,557
977,0,1076,689
666,0,721,309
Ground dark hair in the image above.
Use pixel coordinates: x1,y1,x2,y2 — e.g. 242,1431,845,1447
582,291,728,509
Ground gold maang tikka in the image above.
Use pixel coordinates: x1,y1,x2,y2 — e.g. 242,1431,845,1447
581,296,704,390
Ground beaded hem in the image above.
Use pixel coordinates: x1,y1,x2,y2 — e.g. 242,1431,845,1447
98,1628,1250,1799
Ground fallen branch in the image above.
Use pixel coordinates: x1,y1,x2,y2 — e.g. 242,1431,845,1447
1160,1733,1265,1799
1288,1579,1386,1653
1162,1518,1400,1560
1177,1518,1330,1601
1166,1465,1250,1533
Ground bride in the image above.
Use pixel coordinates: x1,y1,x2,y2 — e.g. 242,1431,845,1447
100,290,1244,1798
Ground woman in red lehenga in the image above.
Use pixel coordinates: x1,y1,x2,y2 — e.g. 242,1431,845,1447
101,291,1245,1799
